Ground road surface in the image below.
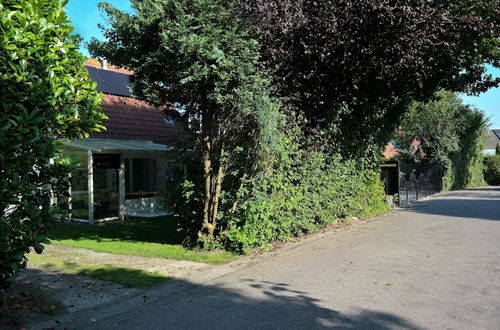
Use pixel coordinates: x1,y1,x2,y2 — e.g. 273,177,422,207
35,187,500,329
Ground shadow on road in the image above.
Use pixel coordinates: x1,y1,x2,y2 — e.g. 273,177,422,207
403,187,500,221
56,279,426,330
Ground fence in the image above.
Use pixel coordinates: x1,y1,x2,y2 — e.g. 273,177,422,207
381,161,444,206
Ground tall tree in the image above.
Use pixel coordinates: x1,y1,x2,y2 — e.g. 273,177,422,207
397,91,488,189
243,0,500,158
0,0,104,311
89,0,281,242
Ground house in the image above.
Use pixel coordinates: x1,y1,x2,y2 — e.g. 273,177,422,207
383,139,421,159
483,129,500,155
57,59,190,224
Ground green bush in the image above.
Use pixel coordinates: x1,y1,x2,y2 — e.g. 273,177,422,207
167,119,389,253
441,107,487,190
0,0,104,305
218,127,389,253
484,156,500,185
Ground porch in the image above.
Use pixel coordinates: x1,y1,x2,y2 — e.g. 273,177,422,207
58,138,183,224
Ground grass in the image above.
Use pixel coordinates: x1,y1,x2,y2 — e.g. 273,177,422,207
28,254,170,288
49,216,236,264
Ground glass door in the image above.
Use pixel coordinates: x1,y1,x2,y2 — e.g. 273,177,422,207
93,154,120,220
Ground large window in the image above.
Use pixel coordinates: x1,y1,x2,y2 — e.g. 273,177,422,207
125,158,166,199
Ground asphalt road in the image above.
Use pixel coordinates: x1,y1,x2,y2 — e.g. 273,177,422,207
36,187,500,330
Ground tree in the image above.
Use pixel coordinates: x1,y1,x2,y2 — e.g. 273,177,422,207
398,91,466,165
0,0,104,311
396,91,488,189
89,0,281,242
242,0,500,158
495,143,500,155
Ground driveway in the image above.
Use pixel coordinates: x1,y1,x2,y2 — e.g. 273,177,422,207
34,187,500,329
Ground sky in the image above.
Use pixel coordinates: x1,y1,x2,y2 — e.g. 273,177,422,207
65,0,500,128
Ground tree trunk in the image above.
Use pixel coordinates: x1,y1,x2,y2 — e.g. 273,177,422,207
0,288,6,316
210,145,225,232
200,106,213,238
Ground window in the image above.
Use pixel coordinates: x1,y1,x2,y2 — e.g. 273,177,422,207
125,158,166,199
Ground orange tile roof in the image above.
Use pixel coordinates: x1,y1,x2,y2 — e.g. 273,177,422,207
85,58,133,75
90,94,191,147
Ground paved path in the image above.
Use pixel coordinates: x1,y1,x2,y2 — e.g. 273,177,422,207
35,187,500,329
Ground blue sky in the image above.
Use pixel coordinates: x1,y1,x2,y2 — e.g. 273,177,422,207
66,0,132,55
460,66,500,128
66,0,499,128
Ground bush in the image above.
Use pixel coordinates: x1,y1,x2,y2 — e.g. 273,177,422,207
484,156,500,185
0,0,104,307
217,126,389,253
167,118,390,253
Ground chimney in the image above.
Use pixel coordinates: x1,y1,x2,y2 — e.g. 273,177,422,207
101,59,108,70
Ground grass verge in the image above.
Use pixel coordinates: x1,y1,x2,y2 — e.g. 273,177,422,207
28,254,170,288
50,216,236,264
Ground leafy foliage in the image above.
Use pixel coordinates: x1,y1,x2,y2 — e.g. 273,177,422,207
0,0,104,294
169,118,389,252
222,132,389,252
242,0,500,158
483,156,500,185
396,91,488,190
89,0,282,242
89,0,497,252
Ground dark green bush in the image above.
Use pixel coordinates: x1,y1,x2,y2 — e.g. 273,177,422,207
220,131,389,253
484,156,500,185
168,120,389,253
0,0,104,304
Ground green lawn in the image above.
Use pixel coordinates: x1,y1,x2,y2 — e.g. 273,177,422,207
29,254,170,288
49,216,236,264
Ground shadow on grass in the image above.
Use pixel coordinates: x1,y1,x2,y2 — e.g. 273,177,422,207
77,267,170,288
29,257,170,288
50,216,185,245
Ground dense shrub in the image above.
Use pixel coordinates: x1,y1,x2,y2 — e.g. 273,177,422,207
220,128,388,252
484,156,500,185
222,160,388,253
169,120,389,252
0,0,104,308
441,108,487,190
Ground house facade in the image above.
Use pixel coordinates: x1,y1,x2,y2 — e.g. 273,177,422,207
57,59,189,224
484,129,500,155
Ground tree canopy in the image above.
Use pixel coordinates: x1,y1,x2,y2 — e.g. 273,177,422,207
243,0,500,157
89,0,282,242
87,0,498,249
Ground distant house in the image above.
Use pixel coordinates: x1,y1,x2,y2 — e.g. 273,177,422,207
57,59,190,224
383,139,421,159
483,129,500,155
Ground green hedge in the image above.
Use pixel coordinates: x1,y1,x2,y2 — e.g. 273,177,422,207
168,125,390,253
219,134,389,253
484,155,500,185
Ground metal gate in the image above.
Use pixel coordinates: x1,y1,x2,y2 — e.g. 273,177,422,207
381,161,444,205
